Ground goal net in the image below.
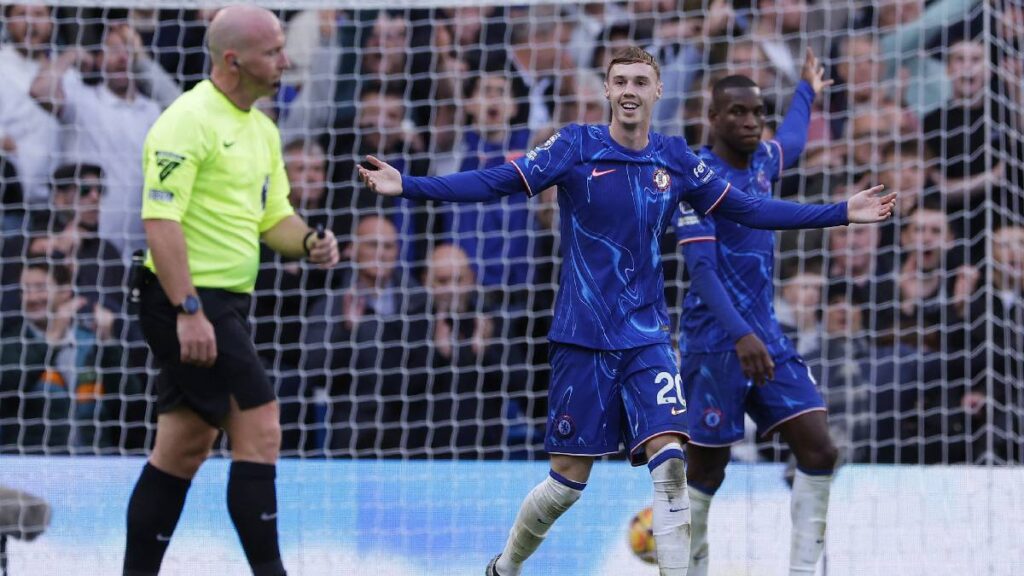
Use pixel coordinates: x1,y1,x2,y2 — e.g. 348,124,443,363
0,0,1021,574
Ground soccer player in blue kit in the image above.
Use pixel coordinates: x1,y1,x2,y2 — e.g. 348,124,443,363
675,50,839,576
359,47,894,576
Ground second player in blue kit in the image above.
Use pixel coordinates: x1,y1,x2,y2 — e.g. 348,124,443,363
675,49,841,576
359,46,894,576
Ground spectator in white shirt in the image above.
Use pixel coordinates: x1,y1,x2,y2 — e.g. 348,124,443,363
0,4,66,203
30,23,162,257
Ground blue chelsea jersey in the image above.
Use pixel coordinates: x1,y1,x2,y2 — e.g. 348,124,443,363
511,124,732,350
675,142,796,359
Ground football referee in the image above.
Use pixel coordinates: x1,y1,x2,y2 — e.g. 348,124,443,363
122,7,338,576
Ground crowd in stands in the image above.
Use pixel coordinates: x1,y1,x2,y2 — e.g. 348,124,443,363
0,0,1022,464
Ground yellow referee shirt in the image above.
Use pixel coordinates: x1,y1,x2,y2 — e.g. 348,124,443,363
141,80,294,293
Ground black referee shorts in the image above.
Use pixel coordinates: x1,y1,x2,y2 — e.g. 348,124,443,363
138,271,275,427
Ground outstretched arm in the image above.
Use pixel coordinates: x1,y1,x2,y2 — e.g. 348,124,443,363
358,155,530,203
705,182,892,229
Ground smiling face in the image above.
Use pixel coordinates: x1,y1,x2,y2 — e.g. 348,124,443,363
605,61,662,132
20,265,72,329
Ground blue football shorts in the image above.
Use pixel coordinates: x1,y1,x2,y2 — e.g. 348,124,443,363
680,352,825,447
546,342,689,466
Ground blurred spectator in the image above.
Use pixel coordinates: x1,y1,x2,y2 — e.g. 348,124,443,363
278,10,363,141
253,139,340,455
337,82,432,274
723,38,779,102
845,103,917,179
443,71,532,301
0,259,142,453
924,35,1019,259
29,22,162,257
776,260,825,357
568,72,608,125
743,0,850,96
877,140,938,246
809,288,919,463
977,224,1024,462
127,8,210,90
872,0,976,116
312,215,426,456
565,2,629,74
506,4,579,131
404,244,529,458
0,4,65,203
0,153,25,232
891,207,971,350
27,163,127,315
828,32,895,139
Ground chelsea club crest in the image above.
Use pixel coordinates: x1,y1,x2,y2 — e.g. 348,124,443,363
653,168,671,192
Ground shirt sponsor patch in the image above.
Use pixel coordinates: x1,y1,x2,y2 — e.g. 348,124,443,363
155,151,185,182
526,131,561,161
693,159,715,183
148,189,175,202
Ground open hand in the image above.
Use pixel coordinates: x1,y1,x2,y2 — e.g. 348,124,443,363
357,155,403,197
801,47,834,95
846,184,896,223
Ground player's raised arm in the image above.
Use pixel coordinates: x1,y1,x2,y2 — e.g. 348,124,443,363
771,48,831,168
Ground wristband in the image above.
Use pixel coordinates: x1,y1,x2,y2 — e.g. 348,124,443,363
302,229,316,257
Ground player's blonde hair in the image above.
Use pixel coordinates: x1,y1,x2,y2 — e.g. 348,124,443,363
606,46,661,80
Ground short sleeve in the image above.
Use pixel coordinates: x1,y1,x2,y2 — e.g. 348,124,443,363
674,200,717,246
675,145,732,215
510,125,579,197
259,134,294,232
140,108,207,222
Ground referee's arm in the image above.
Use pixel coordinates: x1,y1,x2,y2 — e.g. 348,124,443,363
144,218,217,367
262,214,340,268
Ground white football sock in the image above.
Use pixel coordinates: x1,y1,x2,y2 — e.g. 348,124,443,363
648,442,690,576
495,471,584,576
688,485,713,576
789,468,833,575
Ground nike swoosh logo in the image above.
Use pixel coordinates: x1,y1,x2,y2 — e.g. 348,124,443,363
537,518,549,525
223,141,235,148
591,168,616,178
668,507,688,513
671,407,686,416
156,533,172,542
260,512,278,521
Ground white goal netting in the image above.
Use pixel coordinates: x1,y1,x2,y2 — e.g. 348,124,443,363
0,0,1022,574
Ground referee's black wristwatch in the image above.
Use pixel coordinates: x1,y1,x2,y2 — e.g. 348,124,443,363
176,294,202,315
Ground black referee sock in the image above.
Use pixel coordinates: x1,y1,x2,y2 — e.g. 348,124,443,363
123,462,191,576
227,461,287,576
